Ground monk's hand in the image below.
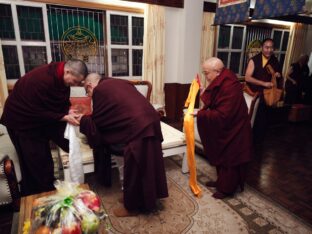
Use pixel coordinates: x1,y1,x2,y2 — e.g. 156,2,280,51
75,114,83,123
69,109,78,115
62,113,80,126
264,82,273,88
275,72,281,78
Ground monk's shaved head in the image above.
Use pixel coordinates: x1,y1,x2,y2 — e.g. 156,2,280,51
84,73,101,97
203,57,224,72
202,57,224,84
85,73,101,84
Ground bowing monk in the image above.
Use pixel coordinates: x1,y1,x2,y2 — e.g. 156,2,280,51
197,58,252,199
0,59,88,196
78,73,168,217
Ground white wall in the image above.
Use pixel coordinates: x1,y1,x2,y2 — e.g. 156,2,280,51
164,0,205,84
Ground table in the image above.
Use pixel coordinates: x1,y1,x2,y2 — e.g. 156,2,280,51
17,184,89,234
58,122,188,182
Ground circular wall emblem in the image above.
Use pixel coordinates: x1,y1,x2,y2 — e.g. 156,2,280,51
61,26,98,62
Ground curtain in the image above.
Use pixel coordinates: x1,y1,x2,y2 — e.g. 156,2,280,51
143,4,165,105
199,12,215,89
0,40,8,116
282,23,309,78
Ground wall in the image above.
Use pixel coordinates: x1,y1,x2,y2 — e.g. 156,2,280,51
164,0,204,84
163,0,204,122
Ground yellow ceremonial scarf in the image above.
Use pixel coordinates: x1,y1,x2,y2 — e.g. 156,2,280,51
262,54,268,68
183,74,202,197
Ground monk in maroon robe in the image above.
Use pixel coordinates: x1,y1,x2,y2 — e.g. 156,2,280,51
245,38,283,142
197,58,252,199
78,73,168,217
0,59,88,196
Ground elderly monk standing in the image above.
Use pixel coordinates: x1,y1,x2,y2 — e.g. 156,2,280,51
197,58,252,199
0,59,88,196
78,73,168,217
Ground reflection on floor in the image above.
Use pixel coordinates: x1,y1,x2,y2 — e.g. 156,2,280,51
246,121,312,224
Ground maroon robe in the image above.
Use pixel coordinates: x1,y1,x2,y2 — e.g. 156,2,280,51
247,53,283,94
80,79,168,211
197,68,252,194
247,53,283,142
0,62,70,196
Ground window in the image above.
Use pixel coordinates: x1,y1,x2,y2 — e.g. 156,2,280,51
47,5,105,74
107,11,144,79
216,24,290,76
272,29,289,68
0,1,51,84
216,25,246,75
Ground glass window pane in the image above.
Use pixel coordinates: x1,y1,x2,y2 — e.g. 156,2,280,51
281,31,289,51
218,26,231,49
272,31,282,50
230,52,241,74
132,49,143,76
110,15,128,45
0,4,15,39
217,52,229,67
22,46,47,73
2,46,20,79
232,26,244,49
17,6,45,41
112,49,129,76
132,16,144,46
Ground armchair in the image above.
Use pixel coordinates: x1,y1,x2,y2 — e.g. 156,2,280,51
0,125,21,210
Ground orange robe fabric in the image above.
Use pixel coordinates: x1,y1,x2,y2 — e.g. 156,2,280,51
183,75,202,196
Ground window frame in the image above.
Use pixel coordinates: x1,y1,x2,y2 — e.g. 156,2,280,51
216,24,247,76
271,28,289,69
106,10,144,80
0,0,52,86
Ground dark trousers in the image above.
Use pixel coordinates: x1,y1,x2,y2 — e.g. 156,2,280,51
253,100,268,144
7,124,68,196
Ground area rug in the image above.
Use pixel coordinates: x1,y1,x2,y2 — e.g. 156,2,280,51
86,155,312,234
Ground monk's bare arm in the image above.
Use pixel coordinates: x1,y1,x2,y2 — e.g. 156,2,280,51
245,59,273,88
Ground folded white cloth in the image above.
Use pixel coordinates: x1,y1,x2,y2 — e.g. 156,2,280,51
64,124,84,183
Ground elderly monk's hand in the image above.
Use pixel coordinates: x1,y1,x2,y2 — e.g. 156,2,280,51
76,114,83,123
69,109,78,115
62,113,80,126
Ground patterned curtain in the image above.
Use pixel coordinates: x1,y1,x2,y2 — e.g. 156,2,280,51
253,0,305,20
282,23,308,78
143,4,165,105
214,0,250,25
0,40,8,116
200,12,216,89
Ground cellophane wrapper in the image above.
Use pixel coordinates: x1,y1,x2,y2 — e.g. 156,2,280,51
30,180,107,234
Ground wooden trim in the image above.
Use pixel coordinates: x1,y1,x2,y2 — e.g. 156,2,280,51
124,0,184,8
28,0,144,13
130,80,152,101
203,2,216,13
